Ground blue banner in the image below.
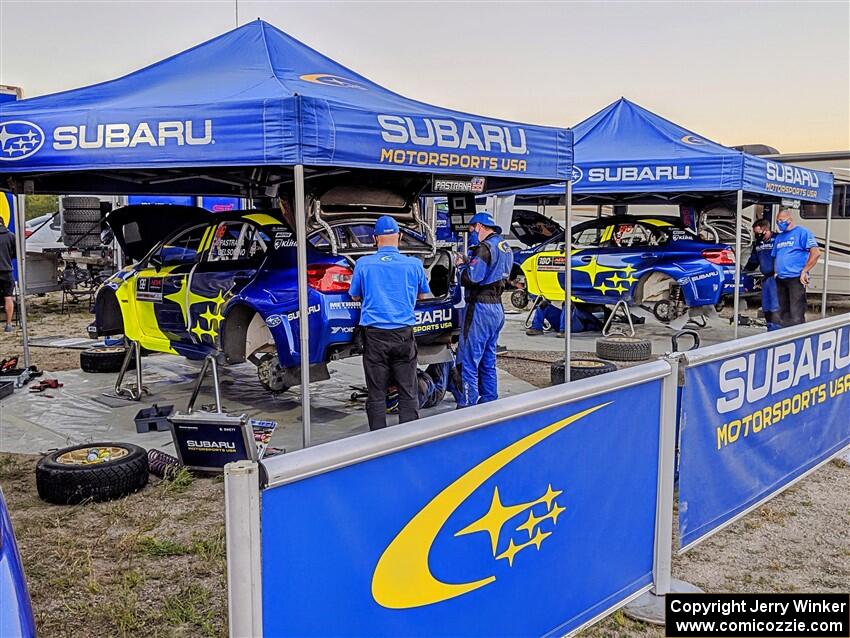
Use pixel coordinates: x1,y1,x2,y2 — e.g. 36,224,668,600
743,155,834,204
260,381,662,637
678,323,850,549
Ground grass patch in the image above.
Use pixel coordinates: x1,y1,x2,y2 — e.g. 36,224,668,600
160,467,195,494
190,527,226,563
163,583,220,637
137,536,189,557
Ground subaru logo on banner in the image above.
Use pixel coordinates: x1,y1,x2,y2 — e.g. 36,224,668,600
571,166,584,182
0,120,44,161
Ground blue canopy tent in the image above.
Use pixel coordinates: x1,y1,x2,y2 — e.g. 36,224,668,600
0,20,572,442
498,98,834,374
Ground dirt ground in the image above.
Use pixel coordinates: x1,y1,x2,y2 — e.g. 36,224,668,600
1,292,92,372
0,453,227,638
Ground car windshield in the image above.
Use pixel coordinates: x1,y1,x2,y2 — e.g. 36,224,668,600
309,223,429,252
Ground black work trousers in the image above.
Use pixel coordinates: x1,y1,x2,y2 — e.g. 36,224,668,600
776,276,807,327
362,326,419,430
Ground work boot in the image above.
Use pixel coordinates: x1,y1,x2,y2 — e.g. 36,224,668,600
526,328,544,336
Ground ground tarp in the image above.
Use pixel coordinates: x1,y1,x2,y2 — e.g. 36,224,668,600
0,20,571,189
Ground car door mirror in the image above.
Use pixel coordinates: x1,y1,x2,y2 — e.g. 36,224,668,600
148,253,162,272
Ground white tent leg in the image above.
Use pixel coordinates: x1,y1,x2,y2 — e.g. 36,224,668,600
732,190,743,340
14,195,30,368
564,179,573,382
294,165,311,448
821,202,833,318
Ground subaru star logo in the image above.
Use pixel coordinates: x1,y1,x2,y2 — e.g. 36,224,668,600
299,73,368,90
571,166,584,183
0,120,45,161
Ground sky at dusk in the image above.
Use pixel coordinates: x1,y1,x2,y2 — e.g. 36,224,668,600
1,0,848,153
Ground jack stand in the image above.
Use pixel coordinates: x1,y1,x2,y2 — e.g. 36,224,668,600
113,340,148,401
623,580,704,625
187,354,223,414
602,298,635,337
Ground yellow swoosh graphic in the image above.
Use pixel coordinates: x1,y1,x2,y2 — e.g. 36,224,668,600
371,402,609,609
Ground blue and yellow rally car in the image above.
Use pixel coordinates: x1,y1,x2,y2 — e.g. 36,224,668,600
91,185,460,391
518,215,738,321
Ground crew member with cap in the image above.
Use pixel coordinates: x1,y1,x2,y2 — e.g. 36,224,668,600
744,218,780,331
349,216,431,430
455,212,513,407
771,210,821,327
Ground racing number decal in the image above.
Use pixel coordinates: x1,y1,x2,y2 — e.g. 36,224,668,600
136,277,164,302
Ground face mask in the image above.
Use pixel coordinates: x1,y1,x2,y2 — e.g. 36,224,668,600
777,220,790,232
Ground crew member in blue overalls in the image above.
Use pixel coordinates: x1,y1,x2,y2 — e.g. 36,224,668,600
743,219,780,331
454,212,513,407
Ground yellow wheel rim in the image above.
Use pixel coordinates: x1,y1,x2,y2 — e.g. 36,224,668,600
57,446,129,466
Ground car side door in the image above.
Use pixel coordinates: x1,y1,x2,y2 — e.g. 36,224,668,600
133,224,210,349
187,220,269,347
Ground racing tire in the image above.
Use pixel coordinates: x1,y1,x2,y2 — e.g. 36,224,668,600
80,346,133,373
510,289,529,310
550,358,617,385
595,336,652,362
36,442,149,505
62,196,101,210
62,222,100,237
63,208,102,223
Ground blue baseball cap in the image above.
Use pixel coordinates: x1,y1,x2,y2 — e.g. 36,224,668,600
374,216,400,236
468,211,502,234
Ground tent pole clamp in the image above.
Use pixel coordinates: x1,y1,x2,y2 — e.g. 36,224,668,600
186,354,223,414
113,340,148,401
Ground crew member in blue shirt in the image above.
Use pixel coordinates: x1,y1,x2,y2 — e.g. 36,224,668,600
349,216,431,430
744,219,780,331
770,210,821,327
455,212,513,408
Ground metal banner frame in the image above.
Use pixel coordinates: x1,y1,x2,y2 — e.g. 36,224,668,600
225,360,679,637
821,201,834,318
564,179,573,381
677,313,850,554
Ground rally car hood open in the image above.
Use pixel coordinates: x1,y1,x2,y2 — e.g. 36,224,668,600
106,205,215,262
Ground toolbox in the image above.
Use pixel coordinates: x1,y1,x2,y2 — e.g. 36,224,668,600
134,403,175,433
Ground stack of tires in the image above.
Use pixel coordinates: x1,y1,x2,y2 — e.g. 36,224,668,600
62,196,102,250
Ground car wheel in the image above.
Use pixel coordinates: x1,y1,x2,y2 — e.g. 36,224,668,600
80,346,133,373
596,336,652,362
550,358,617,384
257,354,291,393
36,443,149,505
510,289,529,310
